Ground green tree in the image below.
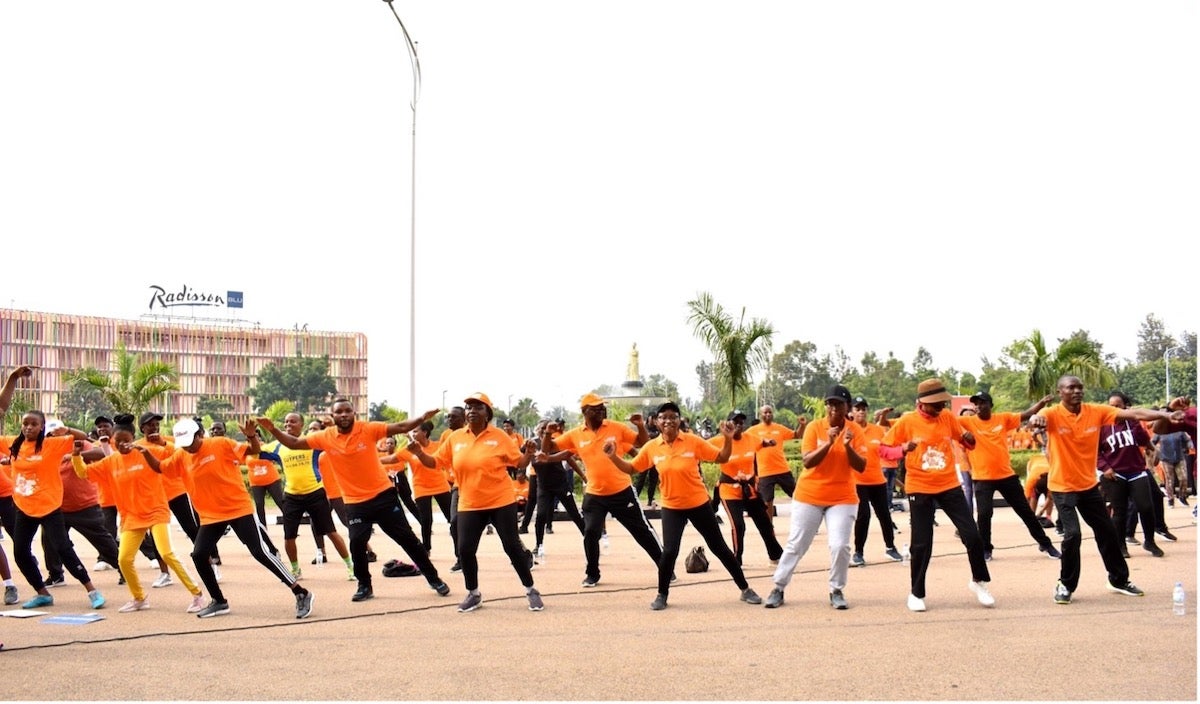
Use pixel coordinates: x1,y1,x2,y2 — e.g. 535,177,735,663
1007,329,1115,400
1136,313,1177,364
369,400,408,423
762,340,836,412
260,400,296,426
247,355,337,414
642,374,680,401
687,292,775,410
54,378,116,429
63,341,180,419
510,397,540,434
196,395,235,422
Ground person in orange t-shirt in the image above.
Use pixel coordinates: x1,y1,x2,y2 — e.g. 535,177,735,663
848,396,904,567
606,401,762,611
389,420,452,553
765,386,867,610
1,407,107,611
72,414,205,614
159,418,312,620
744,405,807,525
413,393,539,613
542,392,658,589
1029,375,1181,604
258,399,449,605
709,409,782,567
959,391,1059,561
881,378,992,613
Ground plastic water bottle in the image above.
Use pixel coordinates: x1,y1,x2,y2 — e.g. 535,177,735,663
1173,582,1186,616
601,534,611,555
902,543,910,564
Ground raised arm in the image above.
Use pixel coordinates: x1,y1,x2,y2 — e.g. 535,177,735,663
256,417,311,450
385,409,440,437
1019,394,1056,422
0,365,34,417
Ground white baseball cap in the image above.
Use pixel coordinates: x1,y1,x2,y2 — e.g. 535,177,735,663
172,418,202,447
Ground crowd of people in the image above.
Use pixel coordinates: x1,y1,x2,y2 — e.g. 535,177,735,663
0,363,1194,618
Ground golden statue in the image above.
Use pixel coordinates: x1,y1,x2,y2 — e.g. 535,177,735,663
626,343,640,382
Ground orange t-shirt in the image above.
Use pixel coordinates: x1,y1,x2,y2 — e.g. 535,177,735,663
882,410,968,495
433,425,524,511
959,412,1021,481
304,421,392,505
1038,403,1119,493
159,437,254,524
246,456,281,487
630,432,720,510
1024,454,1050,499
513,477,530,504
745,422,795,477
318,451,341,500
4,435,74,518
709,433,760,501
77,450,170,531
554,420,640,497
853,422,887,486
796,418,867,506
438,428,457,486
136,439,184,500
398,441,451,498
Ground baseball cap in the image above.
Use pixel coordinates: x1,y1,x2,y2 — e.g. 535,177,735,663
579,392,606,408
44,419,65,435
916,378,952,404
969,391,993,405
172,418,202,448
94,415,114,426
656,401,682,416
139,411,164,428
464,392,493,409
726,410,747,423
824,385,853,404
852,396,869,408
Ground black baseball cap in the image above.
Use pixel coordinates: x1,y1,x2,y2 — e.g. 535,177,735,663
139,411,164,428
852,396,868,408
969,391,993,405
726,410,747,423
656,401,682,416
824,385,853,405
94,415,114,426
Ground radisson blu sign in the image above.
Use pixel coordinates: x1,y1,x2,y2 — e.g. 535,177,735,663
148,285,243,311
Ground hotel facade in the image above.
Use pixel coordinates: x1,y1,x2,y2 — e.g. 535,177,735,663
0,307,368,419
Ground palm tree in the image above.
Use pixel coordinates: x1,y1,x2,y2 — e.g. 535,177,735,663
686,292,775,410
1017,329,1115,399
63,341,180,418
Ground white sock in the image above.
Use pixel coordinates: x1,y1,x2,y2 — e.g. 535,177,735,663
3,579,13,587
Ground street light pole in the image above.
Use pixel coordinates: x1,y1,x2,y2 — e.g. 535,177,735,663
1165,346,1183,402
383,0,422,415
442,389,448,412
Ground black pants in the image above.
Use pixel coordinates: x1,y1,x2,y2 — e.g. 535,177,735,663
633,467,659,503
12,508,91,591
907,488,989,599
581,488,663,583
0,495,17,540
520,475,538,530
720,495,782,564
43,505,122,581
974,475,1054,552
167,493,220,562
192,513,296,603
1053,487,1129,593
448,487,461,558
456,503,533,592
346,489,442,589
250,480,285,527
853,483,896,554
1126,478,1168,536
415,491,453,553
392,473,420,520
659,503,747,597
535,485,584,546
1106,474,1157,547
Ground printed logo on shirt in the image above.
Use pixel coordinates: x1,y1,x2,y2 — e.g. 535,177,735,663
14,474,37,496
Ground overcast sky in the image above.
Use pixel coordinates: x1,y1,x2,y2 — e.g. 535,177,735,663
3,2,1195,416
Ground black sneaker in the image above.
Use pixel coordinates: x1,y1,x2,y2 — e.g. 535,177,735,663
351,584,374,602
1143,543,1165,558
294,590,314,619
1054,581,1072,605
1106,580,1145,597
44,575,66,588
449,561,462,573
196,599,230,618
1157,529,1178,542
649,593,668,611
366,550,378,563
431,581,451,597
1040,544,1062,559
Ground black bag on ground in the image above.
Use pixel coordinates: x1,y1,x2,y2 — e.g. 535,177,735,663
684,545,709,573
382,559,422,577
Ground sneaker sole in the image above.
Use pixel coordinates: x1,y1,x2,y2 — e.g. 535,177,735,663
457,603,482,613
1106,584,1144,597
198,606,230,618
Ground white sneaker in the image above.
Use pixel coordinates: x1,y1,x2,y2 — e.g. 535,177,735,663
93,561,112,572
969,580,996,607
907,593,926,612
118,599,149,613
151,573,173,589
186,593,206,613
